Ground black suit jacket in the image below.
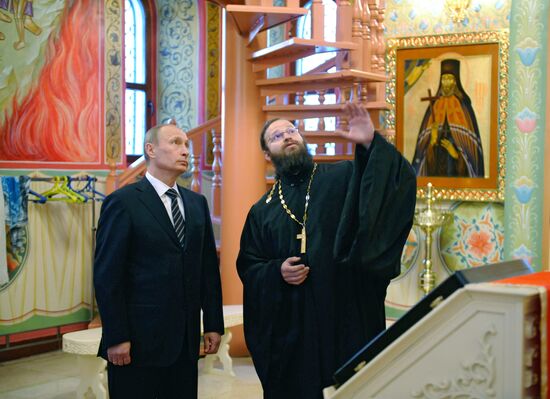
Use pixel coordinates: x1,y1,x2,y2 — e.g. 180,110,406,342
93,178,224,367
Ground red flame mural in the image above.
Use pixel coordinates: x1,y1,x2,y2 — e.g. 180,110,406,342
0,0,101,163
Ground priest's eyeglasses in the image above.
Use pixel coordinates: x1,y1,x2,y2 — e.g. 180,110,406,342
268,127,300,143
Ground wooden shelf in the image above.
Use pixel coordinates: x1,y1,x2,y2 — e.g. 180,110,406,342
250,38,358,72
226,5,308,36
313,154,354,162
208,0,246,7
300,131,351,145
263,102,388,119
256,69,386,96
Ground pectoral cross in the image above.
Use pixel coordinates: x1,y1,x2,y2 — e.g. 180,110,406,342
296,226,307,254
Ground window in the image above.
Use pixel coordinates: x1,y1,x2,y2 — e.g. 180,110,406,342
124,0,156,157
296,0,337,136
296,0,337,75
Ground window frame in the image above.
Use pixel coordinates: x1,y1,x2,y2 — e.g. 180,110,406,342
124,0,157,158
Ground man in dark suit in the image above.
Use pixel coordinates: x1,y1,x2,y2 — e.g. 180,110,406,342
93,122,224,398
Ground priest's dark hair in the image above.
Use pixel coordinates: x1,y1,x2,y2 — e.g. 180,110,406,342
260,118,281,152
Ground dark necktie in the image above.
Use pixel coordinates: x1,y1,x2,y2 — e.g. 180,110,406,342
166,188,185,246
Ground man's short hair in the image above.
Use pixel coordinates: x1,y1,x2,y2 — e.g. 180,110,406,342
143,124,170,162
259,118,281,152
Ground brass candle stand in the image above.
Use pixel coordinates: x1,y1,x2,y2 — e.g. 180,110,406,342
414,183,452,295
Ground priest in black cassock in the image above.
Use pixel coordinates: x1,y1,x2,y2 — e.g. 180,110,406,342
237,103,417,398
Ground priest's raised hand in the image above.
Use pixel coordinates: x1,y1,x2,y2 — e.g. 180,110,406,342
335,102,375,148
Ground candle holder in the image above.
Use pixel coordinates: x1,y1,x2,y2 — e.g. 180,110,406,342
414,183,453,295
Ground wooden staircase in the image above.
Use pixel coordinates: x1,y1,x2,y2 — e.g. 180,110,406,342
219,0,387,189
249,38,358,72
230,0,386,140
227,4,308,40
255,69,385,96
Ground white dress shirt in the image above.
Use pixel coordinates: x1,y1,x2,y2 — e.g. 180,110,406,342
145,171,185,225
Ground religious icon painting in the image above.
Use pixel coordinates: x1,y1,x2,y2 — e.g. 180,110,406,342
387,31,509,201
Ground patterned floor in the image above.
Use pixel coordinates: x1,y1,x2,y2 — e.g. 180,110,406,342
0,351,262,398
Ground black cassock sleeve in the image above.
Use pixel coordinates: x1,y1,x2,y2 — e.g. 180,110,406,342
332,133,417,360
334,132,417,280
236,209,285,384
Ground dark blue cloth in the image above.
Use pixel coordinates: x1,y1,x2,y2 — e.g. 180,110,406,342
2,176,30,228
2,177,30,262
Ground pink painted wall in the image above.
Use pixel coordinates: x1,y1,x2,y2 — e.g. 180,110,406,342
0,0,104,169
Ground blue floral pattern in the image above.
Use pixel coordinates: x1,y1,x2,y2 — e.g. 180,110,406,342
515,37,540,66
157,0,198,130
440,203,504,272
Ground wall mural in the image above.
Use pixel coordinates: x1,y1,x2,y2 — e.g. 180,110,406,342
206,2,219,121
204,1,220,165
439,202,504,270
105,0,123,166
157,0,199,131
0,0,103,168
504,0,548,271
385,0,511,37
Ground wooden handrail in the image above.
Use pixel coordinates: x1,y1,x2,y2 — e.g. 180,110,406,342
303,56,337,75
187,116,221,139
188,116,222,193
116,156,146,189
212,128,222,218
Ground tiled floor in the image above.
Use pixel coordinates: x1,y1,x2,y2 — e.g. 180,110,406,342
0,351,262,398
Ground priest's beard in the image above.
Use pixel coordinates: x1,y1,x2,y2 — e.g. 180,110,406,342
269,142,314,178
